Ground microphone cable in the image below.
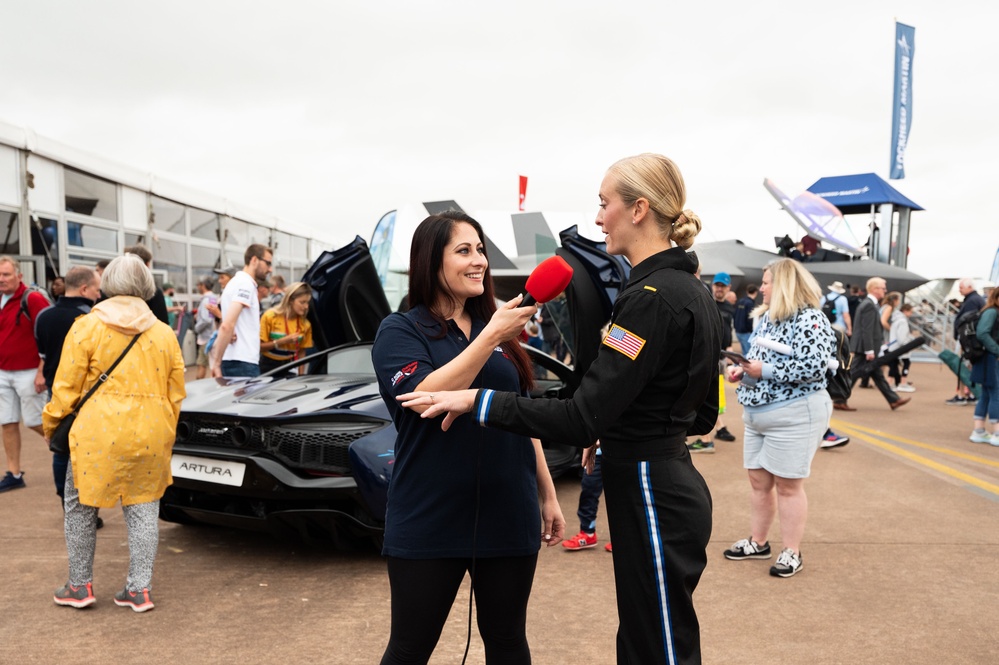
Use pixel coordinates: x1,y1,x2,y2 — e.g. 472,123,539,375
460,425,482,665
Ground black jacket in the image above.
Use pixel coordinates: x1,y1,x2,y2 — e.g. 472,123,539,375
850,297,883,356
475,247,724,451
954,292,986,339
715,299,736,347
33,296,95,390
147,288,170,325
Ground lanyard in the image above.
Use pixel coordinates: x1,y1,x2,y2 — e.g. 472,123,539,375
283,315,301,359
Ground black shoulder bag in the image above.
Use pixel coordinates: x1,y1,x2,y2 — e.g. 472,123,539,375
48,334,141,455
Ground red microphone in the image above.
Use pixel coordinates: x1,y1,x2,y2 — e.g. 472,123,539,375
522,256,573,307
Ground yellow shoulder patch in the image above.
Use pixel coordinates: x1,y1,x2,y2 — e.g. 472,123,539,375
602,324,646,360
643,285,657,292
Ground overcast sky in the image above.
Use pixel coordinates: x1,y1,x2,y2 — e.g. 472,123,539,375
3,0,995,281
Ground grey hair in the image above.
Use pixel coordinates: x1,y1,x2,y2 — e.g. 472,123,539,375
64,266,98,291
101,254,156,300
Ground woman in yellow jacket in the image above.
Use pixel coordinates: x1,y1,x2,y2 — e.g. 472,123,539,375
44,254,186,613
259,281,313,376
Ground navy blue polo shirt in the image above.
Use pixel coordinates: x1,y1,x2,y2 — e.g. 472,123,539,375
372,305,540,559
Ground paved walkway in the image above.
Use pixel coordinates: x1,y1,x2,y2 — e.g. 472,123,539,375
3,361,998,663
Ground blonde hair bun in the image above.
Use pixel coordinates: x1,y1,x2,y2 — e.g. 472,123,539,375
672,209,701,250
608,154,701,247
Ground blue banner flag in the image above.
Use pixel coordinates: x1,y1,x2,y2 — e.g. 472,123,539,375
369,210,396,286
890,22,915,179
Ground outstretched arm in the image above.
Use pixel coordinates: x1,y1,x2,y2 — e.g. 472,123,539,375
398,290,679,448
409,296,535,408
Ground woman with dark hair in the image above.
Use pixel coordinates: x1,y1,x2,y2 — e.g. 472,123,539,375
397,155,723,665
372,211,565,664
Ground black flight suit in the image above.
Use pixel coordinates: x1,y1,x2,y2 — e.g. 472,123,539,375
473,247,723,665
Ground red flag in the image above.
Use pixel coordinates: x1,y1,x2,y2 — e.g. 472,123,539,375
518,175,528,211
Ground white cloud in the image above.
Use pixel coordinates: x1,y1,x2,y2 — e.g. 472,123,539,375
1,0,995,279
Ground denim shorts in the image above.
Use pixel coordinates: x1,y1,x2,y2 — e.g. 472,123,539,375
742,391,832,479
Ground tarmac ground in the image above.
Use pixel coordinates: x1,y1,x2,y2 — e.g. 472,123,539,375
3,361,999,664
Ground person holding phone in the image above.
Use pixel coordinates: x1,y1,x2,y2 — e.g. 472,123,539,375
722,258,834,578
259,281,313,376
397,154,723,665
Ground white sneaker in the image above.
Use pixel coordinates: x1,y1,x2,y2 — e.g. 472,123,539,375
991,434,999,447
970,430,992,444
769,548,803,578
895,384,915,393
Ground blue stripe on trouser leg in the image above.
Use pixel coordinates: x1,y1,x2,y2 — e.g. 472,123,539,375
640,460,676,665
603,453,710,663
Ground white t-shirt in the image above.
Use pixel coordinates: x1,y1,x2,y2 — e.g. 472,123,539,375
220,270,260,364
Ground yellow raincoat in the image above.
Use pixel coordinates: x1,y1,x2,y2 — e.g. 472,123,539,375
42,296,186,507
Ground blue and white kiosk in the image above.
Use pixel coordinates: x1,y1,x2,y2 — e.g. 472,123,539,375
807,173,923,269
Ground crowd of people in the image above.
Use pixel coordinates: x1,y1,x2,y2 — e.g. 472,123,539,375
0,153,995,664
0,239,315,613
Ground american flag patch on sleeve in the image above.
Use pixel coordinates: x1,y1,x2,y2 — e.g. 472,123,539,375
603,324,645,360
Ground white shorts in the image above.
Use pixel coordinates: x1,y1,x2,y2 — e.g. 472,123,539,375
742,391,832,479
0,368,47,427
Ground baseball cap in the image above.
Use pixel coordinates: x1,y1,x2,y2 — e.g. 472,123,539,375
213,266,238,277
712,272,731,286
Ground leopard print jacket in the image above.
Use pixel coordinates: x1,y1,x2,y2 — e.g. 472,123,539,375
736,307,834,408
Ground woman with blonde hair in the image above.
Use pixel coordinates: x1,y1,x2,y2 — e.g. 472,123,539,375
45,253,186,612
259,281,314,376
395,154,723,664
723,258,834,578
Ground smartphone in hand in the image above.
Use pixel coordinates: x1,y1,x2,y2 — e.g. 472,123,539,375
720,350,749,364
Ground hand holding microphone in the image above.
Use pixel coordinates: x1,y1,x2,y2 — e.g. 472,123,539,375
521,256,573,308
487,256,575,342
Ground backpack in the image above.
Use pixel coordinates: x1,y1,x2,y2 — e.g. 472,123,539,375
821,294,838,325
16,286,52,326
826,327,853,402
956,309,998,363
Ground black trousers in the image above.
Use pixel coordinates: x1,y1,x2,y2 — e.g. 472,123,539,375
888,358,911,385
380,554,538,665
850,354,900,404
602,450,713,665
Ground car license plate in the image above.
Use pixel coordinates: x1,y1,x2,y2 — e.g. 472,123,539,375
171,454,246,487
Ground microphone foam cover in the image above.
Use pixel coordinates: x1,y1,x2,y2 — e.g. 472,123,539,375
525,256,574,304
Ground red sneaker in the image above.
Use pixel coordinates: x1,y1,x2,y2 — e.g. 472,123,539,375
562,530,598,551
604,542,613,553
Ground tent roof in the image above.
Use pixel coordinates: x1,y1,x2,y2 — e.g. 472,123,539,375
807,173,924,215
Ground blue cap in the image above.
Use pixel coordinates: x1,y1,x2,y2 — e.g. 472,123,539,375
712,272,731,286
